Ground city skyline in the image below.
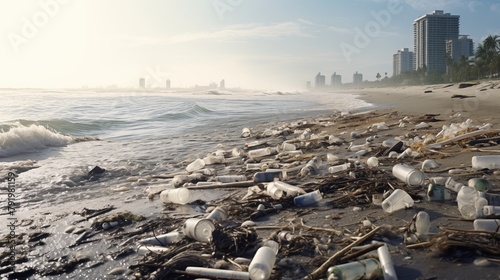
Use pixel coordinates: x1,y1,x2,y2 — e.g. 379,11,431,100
1,1,499,90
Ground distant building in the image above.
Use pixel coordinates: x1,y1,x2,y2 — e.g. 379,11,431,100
315,72,325,88
446,35,474,62
306,81,311,88
139,78,146,88
353,71,363,84
331,72,342,87
393,48,415,76
220,79,225,89
414,10,459,73
166,79,171,89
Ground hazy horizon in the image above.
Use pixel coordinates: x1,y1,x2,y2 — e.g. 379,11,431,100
1,0,499,90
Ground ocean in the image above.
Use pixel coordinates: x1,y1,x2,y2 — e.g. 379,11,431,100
0,88,374,278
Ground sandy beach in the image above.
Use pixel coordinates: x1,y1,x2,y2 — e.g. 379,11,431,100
3,81,500,280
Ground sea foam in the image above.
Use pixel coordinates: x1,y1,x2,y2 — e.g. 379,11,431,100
0,123,74,158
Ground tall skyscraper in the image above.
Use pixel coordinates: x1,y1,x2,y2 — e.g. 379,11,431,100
219,79,225,89
166,79,171,89
139,78,146,88
315,72,325,88
353,71,363,84
414,10,459,74
393,48,415,76
331,72,342,87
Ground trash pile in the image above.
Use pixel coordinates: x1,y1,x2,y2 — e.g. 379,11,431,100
3,110,500,279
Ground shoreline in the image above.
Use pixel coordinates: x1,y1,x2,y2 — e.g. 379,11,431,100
2,83,500,279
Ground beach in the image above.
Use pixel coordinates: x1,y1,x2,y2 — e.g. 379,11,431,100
2,82,500,279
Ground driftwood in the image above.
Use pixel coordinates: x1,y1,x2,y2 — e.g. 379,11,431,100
303,226,382,280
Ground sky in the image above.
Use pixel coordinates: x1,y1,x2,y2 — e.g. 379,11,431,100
0,0,499,90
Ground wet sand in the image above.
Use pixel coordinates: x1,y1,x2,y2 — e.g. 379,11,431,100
2,81,500,279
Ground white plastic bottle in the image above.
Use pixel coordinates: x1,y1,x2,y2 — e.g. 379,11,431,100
248,246,276,280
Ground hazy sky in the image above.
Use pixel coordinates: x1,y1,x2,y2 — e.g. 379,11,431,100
1,0,499,90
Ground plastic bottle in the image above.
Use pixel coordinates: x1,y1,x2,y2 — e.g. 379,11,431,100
294,190,323,206
271,181,306,197
300,156,322,177
392,164,425,187
381,189,414,213
468,178,492,192
328,163,350,173
214,175,247,183
266,183,284,200
185,267,249,280
186,158,205,172
444,177,464,193
139,231,184,246
278,231,294,242
482,205,500,216
479,192,500,206
426,184,452,201
247,148,273,159
472,155,500,170
456,186,480,219
248,246,276,280
326,258,382,280
415,211,430,237
473,219,500,232
203,155,225,165
374,242,398,280
183,218,215,243
254,171,282,183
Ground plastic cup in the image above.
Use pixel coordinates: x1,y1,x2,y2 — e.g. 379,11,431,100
160,188,190,204
206,207,227,222
293,190,322,206
183,218,215,243
392,164,425,187
366,157,379,168
381,189,414,213
266,183,283,199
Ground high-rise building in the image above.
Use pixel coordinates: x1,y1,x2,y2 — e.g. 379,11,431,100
219,79,225,89
331,72,342,87
414,10,459,74
306,81,311,88
166,79,171,89
446,35,474,62
353,71,363,84
393,48,415,76
315,72,325,88
139,78,146,88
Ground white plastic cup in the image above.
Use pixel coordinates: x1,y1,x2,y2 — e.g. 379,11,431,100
266,183,284,200
472,155,500,170
293,190,323,206
457,186,479,219
183,218,215,243
473,219,500,232
206,207,228,222
248,246,276,280
241,127,251,138
392,164,425,187
160,188,190,205
366,157,379,168
139,231,184,246
186,158,205,172
381,189,414,213
186,267,249,280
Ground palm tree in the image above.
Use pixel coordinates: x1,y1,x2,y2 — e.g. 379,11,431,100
476,35,500,78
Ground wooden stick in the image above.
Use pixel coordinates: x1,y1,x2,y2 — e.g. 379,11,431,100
303,226,381,280
405,241,432,249
300,218,342,236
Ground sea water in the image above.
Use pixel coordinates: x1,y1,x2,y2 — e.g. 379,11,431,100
0,88,373,278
